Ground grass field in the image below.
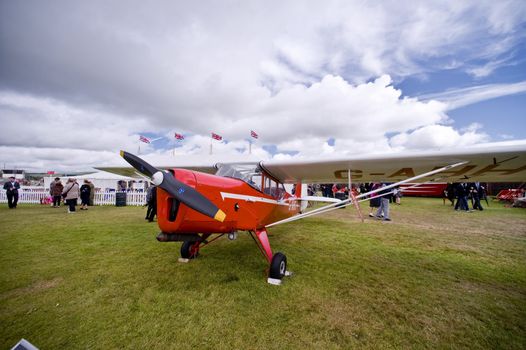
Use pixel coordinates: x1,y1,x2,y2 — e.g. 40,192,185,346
0,198,525,349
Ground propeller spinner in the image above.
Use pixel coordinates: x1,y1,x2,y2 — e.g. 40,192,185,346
120,151,226,222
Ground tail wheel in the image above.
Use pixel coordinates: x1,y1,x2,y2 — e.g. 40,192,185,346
181,241,200,259
269,252,287,279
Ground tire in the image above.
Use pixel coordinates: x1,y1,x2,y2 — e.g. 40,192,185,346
269,252,287,279
181,241,199,259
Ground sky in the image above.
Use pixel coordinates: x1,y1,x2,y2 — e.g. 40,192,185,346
0,0,525,172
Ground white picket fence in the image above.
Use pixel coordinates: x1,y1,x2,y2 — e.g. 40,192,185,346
0,187,147,206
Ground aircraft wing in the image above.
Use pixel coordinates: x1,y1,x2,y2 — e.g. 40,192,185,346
98,164,217,177
260,144,526,184
97,153,259,178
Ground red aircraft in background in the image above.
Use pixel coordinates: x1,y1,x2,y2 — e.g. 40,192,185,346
103,144,526,284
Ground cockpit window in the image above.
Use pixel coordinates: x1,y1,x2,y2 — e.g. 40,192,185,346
215,164,262,190
263,177,286,200
215,163,286,199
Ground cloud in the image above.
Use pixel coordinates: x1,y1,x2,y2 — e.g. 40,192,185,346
389,124,489,150
242,74,449,145
0,74,464,171
466,55,517,78
0,1,525,171
2,1,525,120
0,91,151,151
418,81,526,110
0,146,125,172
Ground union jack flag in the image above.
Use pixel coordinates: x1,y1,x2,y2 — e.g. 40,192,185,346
211,132,222,141
250,130,258,139
175,133,184,140
139,135,150,144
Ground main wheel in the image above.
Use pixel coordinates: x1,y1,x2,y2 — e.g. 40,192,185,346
269,252,287,279
181,241,200,259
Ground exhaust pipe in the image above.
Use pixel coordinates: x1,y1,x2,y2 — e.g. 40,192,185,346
156,232,202,242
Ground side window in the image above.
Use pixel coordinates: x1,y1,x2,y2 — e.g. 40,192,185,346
263,177,276,196
263,176,285,199
276,184,286,200
250,174,262,190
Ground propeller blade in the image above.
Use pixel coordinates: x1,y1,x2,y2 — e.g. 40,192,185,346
120,151,158,177
120,150,226,222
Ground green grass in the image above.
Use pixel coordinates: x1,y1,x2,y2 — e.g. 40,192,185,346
0,198,525,349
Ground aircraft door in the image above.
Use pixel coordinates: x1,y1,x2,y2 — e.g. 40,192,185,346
263,175,285,200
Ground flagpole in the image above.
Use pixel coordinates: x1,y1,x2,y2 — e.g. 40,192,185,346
210,135,213,155
249,140,252,155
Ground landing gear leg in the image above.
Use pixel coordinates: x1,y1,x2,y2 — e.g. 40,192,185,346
254,228,291,285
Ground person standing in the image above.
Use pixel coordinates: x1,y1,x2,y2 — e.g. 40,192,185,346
454,183,470,212
145,186,157,222
470,182,484,211
88,180,95,206
50,177,64,208
393,186,402,205
80,180,91,210
444,183,455,206
3,176,20,209
376,183,392,221
368,183,381,217
62,178,80,213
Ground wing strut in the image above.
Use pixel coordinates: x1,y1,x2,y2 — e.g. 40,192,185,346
267,161,467,227
313,181,443,215
348,168,364,223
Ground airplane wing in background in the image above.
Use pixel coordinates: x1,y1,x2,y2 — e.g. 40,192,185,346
98,143,526,183
260,144,526,183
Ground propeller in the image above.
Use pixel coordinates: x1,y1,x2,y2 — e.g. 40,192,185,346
120,150,226,222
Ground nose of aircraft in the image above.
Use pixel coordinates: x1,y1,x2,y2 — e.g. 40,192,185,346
120,150,226,222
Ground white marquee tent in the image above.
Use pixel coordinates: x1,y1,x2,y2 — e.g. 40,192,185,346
43,171,147,192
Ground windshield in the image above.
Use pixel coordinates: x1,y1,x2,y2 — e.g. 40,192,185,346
215,163,262,190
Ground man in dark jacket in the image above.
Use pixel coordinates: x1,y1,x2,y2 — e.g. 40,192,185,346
3,176,20,209
470,182,485,211
444,183,455,206
454,183,469,211
145,186,157,222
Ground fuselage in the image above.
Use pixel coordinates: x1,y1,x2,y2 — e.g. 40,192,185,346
157,168,300,234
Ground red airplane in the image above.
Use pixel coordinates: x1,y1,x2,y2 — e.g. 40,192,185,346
103,144,526,284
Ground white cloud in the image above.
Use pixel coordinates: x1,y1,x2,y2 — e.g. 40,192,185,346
0,1,525,171
466,56,514,78
419,81,526,110
390,124,489,150
0,91,151,151
0,74,510,171
0,146,125,172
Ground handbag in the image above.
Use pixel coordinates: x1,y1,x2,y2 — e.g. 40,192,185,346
62,183,75,199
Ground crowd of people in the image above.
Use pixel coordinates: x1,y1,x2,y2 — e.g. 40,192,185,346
443,182,487,212
3,176,159,220
49,177,95,213
0,177,500,221
318,182,402,221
